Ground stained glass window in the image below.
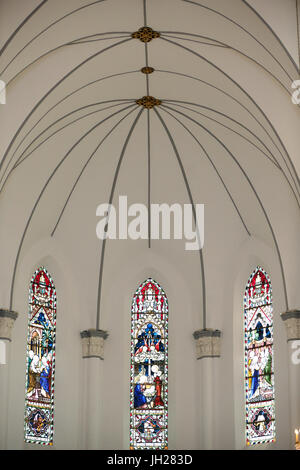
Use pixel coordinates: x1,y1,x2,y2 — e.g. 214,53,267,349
244,266,275,445
130,278,168,450
24,267,57,445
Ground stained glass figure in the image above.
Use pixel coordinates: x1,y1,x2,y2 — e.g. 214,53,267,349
24,267,57,445
244,266,275,445
130,278,168,450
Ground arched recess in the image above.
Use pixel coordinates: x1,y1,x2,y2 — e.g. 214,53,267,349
3,237,82,450
130,278,168,450
98,246,197,450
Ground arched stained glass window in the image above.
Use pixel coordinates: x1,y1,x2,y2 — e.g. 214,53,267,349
244,266,275,445
130,278,168,450
24,267,57,445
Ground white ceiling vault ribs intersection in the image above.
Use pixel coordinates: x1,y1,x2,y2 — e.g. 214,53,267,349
0,0,299,329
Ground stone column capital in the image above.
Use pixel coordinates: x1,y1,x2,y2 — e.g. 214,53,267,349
80,329,108,359
193,328,221,359
0,309,18,341
281,310,300,341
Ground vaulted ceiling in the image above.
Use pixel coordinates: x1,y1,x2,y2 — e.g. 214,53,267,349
0,0,299,328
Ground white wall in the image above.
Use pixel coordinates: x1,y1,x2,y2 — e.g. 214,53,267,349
0,0,299,450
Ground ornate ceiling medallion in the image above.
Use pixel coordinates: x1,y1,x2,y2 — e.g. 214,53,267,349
136,96,162,109
132,27,160,42
141,66,155,74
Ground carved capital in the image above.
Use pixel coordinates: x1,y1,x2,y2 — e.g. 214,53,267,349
80,329,108,359
0,309,18,341
281,310,300,341
193,328,221,359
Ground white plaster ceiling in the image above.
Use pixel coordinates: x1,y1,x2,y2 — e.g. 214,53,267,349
0,0,299,327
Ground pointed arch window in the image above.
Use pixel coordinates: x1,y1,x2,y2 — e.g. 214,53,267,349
244,266,275,445
24,267,57,445
130,278,168,450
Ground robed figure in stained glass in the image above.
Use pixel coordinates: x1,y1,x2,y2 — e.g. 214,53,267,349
24,268,57,446
244,267,275,445
130,279,168,450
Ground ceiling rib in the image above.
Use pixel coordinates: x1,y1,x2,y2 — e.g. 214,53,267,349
0,100,135,191
159,104,251,236
181,0,298,76
0,0,48,57
0,38,132,176
163,103,289,310
1,0,297,325
164,101,300,207
0,0,109,75
159,37,300,193
154,108,207,328
8,104,140,310
0,70,140,187
51,104,138,237
96,108,144,328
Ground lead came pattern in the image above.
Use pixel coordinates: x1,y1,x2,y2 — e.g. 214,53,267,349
130,278,168,450
24,267,57,445
244,266,275,445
